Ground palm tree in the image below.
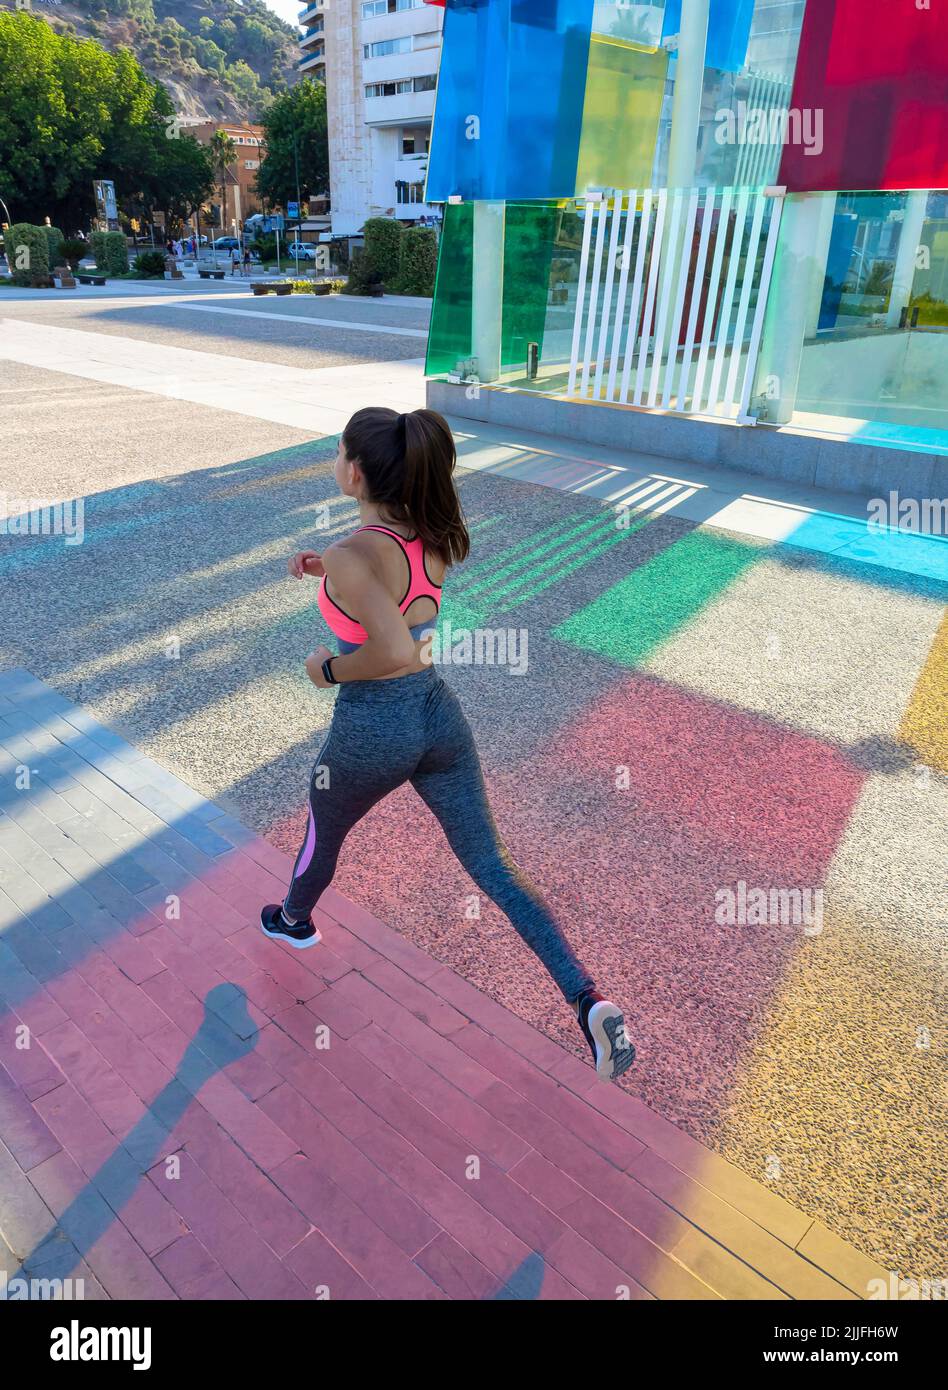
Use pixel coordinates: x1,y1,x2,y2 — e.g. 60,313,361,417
209,130,237,262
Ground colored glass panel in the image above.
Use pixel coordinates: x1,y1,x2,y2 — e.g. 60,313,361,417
500,202,561,368
753,190,948,442
425,0,594,202
661,0,754,73
574,37,667,194
778,0,948,193
426,200,592,388
425,200,474,377
817,210,860,332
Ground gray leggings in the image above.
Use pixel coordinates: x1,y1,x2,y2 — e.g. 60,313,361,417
283,666,593,1002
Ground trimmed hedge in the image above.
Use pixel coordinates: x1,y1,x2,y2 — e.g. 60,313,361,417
91,230,129,276
132,250,167,278
5,224,49,286
341,246,383,296
290,278,344,295
60,238,86,269
43,224,65,269
90,231,109,272
363,217,402,283
397,225,437,297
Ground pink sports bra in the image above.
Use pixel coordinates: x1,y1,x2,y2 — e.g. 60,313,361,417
317,524,442,649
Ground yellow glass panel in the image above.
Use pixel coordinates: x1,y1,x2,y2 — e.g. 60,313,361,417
575,36,668,195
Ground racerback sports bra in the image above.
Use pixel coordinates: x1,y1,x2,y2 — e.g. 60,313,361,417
317,524,442,653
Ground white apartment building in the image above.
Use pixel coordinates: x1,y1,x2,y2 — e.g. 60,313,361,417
298,2,326,79
299,0,443,236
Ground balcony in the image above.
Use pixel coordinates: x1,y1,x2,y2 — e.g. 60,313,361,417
298,2,323,23
300,25,324,50
298,50,326,72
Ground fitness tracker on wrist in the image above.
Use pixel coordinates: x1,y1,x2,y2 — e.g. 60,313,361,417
321,656,338,685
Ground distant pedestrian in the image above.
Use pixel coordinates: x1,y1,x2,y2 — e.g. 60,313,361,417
243,247,251,277
231,249,240,276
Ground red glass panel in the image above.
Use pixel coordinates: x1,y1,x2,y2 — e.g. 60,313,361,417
778,0,948,192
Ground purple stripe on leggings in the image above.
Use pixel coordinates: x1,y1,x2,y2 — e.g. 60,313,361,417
294,806,317,880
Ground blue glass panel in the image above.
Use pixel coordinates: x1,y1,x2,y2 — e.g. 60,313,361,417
818,212,860,331
661,0,754,73
426,0,594,202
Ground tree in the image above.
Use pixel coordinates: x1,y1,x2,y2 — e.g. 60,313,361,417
208,129,237,232
256,77,329,208
154,133,215,225
0,11,209,232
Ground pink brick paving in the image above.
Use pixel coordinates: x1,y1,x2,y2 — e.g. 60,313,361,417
0,670,886,1300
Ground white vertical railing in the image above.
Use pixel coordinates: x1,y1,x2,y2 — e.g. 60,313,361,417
606,189,639,402
567,185,779,421
617,188,652,404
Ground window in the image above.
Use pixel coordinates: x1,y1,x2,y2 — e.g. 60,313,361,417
395,181,426,204
366,76,436,98
244,160,259,170
365,80,412,98
363,36,412,59
362,0,426,15
402,137,415,155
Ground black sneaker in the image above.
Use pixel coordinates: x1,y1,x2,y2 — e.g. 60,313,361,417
576,989,635,1081
261,903,321,950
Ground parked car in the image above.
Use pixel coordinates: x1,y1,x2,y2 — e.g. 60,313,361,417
213,236,241,251
286,241,318,260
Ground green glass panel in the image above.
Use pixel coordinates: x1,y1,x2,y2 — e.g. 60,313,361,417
427,200,586,386
499,202,560,373
425,200,474,377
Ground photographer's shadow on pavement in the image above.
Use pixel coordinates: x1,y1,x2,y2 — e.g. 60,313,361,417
12,984,258,1288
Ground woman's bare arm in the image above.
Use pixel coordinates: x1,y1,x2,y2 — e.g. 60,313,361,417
307,541,416,685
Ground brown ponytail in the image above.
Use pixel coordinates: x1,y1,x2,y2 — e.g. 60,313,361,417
341,406,470,566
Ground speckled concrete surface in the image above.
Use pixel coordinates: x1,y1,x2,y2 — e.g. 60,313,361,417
2,335,945,1285
0,294,430,370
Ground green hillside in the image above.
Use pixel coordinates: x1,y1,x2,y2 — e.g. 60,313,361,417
0,0,300,120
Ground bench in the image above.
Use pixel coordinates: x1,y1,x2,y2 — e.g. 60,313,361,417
77,273,106,285
251,281,292,296
199,269,226,280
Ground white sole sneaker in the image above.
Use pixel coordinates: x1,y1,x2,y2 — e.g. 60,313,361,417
260,907,322,950
586,1000,636,1081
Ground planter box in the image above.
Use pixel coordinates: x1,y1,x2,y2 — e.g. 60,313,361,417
199,269,225,280
77,274,105,286
251,283,271,295
274,284,292,296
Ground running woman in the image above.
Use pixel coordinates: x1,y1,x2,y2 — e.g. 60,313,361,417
261,407,634,1081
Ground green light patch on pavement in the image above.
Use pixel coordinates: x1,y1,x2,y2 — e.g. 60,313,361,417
552,527,762,668
451,511,652,623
